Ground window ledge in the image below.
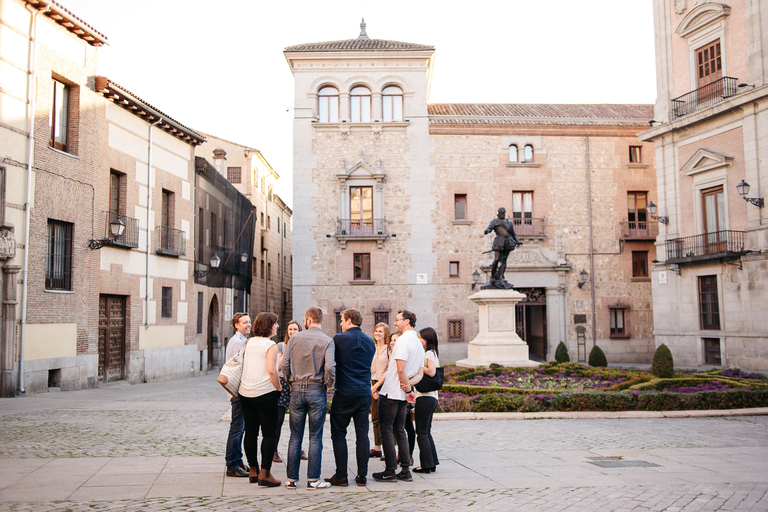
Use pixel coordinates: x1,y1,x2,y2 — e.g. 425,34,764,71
452,220,472,225
44,289,74,294
156,249,184,257
505,162,541,168
349,279,375,285
48,146,79,159
630,277,651,282
609,334,631,339
313,121,409,132
627,163,649,169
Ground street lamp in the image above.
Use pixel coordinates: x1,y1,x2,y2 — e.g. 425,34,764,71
646,201,669,224
736,180,764,208
109,217,126,238
578,269,589,289
194,253,221,278
471,269,481,290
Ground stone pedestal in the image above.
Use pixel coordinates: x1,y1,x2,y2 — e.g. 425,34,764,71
456,289,539,368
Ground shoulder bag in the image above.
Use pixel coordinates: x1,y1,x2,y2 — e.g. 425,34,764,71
217,343,247,397
415,351,444,393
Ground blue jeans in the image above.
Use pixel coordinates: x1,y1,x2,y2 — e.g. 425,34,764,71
330,392,372,479
286,384,327,481
225,396,245,470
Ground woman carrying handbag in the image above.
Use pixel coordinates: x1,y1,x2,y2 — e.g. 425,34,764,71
413,327,441,474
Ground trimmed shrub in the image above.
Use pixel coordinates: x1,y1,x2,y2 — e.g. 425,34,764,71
588,345,608,367
652,344,674,378
554,342,570,363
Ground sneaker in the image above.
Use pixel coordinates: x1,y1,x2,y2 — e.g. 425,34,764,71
307,479,331,489
372,470,397,482
396,469,413,482
284,480,297,489
301,450,309,460
324,474,348,487
355,476,367,486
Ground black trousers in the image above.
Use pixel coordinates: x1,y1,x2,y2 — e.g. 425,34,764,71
239,390,280,472
414,396,438,468
329,392,372,478
378,395,410,471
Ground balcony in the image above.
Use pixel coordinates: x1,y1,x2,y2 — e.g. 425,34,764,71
671,77,738,119
620,220,658,241
512,217,545,239
156,226,185,256
100,211,139,249
335,218,388,249
664,230,746,265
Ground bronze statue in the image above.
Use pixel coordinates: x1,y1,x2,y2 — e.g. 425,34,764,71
482,207,522,289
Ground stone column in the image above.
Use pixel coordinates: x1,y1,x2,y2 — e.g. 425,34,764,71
1,263,21,397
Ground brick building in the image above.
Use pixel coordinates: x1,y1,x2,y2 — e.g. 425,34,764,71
285,22,658,364
640,0,768,370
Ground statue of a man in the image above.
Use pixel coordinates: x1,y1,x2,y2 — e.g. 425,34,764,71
483,207,522,289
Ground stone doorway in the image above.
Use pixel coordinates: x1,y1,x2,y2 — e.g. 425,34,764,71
515,288,547,361
207,294,219,369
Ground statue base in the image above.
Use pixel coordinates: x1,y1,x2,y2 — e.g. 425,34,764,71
456,288,540,368
481,279,514,290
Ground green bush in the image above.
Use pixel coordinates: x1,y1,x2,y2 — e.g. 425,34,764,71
554,342,570,363
588,345,608,367
652,344,675,378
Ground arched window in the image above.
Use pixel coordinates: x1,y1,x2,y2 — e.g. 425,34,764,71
382,85,403,122
523,144,534,163
318,86,339,123
509,145,518,163
350,86,371,122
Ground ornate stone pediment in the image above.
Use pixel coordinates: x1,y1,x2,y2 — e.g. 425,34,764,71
682,148,733,176
676,2,730,37
505,243,559,269
336,151,386,184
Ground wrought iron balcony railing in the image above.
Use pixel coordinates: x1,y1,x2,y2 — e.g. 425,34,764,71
155,226,186,256
664,230,745,265
103,211,139,248
336,218,387,237
512,217,545,237
671,77,738,119
620,220,658,241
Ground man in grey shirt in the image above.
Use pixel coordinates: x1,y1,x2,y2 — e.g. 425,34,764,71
281,306,334,490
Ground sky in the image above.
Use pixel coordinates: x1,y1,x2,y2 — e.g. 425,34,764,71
59,0,657,209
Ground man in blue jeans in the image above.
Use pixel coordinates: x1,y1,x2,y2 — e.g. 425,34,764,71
224,313,251,478
281,306,334,490
324,308,375,487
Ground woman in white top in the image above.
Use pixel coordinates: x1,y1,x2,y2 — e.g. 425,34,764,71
369,322,390,458
238,312,281,487
413,327,440,473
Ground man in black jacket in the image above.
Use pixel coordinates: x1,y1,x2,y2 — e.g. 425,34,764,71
324,308,375,486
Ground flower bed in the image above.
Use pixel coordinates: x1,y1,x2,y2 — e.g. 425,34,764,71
436,363,768,413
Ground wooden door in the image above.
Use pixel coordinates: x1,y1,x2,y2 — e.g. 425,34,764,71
98,295,126,382
696,40,722,103
702,186,726,254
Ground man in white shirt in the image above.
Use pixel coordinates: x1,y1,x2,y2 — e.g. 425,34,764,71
225,313,251,478
372,310,425,483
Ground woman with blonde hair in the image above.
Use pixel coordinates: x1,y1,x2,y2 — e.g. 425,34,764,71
238,312,281,486
368,322,390,458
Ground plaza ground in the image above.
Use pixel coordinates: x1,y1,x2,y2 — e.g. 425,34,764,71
1,374,767,511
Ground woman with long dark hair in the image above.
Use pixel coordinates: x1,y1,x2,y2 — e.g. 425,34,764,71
238,312,281,486
273,319,301,463
413,327,440,473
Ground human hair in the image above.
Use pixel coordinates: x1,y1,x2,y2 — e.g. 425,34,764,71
231,312,248,330
284,320,302,343
342,308,363,326
374,322,390,345
419,327,439,356
388,332,400,357
305,306,323,325
252,312,278,338
398,309,416,328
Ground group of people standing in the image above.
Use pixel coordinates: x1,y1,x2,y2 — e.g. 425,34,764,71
222,307,441,489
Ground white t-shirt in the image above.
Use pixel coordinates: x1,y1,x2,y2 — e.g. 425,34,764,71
380,329,425,401
414,350,440,400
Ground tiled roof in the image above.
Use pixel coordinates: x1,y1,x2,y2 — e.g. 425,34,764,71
284,39,434,52
428,104,654,126
24,0,107,46
95,77,205,146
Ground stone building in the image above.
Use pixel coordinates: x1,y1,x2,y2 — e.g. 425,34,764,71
640,0,768,370
195,135,293,341
285,22,658,364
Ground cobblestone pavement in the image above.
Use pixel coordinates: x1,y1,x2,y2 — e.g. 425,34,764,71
1,374,767,511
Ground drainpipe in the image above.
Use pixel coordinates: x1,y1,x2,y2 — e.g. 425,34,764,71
280,202,286,338
145,117,162,329
18,3,52,394
585,137,597,349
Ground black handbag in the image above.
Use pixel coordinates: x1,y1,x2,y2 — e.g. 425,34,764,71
415,366,444,393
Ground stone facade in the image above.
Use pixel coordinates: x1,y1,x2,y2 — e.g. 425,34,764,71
640,0,768,370
286,26,658,364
